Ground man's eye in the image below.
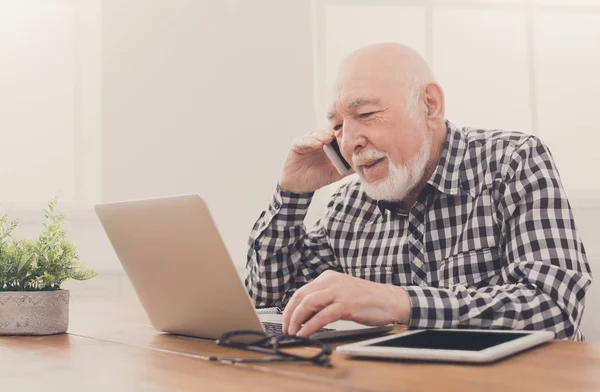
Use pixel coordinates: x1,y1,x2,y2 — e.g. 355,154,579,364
333,123,343,131
358,112,376,118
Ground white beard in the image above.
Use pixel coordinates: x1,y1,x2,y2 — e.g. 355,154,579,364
354,132,431,202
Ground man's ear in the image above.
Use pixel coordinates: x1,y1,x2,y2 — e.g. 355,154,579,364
423,82,445,122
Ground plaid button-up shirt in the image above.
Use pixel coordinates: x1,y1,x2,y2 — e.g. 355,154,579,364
245,121,592,340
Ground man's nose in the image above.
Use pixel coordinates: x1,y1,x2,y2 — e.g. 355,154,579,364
340,119,367,159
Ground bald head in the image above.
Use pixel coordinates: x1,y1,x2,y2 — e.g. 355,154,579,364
329,43,437,124
335,43,434,94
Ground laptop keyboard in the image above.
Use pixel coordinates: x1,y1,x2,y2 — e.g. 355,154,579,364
262,322,334,335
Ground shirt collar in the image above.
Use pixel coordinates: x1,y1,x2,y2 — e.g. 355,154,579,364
376,200,409,216
426,120,465,196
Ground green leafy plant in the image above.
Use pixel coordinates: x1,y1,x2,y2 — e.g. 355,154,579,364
0,199,97,291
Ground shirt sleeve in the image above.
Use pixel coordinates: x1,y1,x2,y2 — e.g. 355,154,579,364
404,136,592,340
244,184,340,308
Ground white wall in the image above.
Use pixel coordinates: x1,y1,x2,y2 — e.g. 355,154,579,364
0,0,102,208
101,0,315,267
0,0,76,204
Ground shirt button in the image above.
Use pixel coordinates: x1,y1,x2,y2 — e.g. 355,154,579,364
273,200,281,209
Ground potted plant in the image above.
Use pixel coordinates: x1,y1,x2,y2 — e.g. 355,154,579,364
0,199,97,335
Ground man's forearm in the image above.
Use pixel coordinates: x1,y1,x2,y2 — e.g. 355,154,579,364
245,183,346,308
402,263,591,340
245,185,314,307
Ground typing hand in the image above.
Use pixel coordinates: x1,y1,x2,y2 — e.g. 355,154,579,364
281,270,411,337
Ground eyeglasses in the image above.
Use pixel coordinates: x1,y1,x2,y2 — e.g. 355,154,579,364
210,330,332,368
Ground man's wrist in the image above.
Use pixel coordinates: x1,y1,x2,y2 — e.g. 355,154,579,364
278,179,318,195
389,285,411,325
276,182,315,199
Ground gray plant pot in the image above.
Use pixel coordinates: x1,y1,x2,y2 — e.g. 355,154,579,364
0,289,69,335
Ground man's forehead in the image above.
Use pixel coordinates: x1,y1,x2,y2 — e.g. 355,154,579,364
326,71,392,117
327,94,381,119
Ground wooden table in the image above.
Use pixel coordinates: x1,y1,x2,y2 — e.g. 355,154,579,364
1,296,600,391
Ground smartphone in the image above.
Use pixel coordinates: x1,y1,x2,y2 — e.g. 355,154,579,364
323,138,351,176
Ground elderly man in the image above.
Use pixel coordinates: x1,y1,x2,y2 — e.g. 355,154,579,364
244,43,592,340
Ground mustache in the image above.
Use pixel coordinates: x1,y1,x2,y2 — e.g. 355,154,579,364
352,150,389,167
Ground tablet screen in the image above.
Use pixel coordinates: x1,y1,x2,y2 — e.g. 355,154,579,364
368,330,530,351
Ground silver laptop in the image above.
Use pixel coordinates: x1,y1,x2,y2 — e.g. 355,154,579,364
95,194,393,340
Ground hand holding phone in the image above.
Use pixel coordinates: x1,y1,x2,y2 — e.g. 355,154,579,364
279,131,349,193
323,138,351,176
